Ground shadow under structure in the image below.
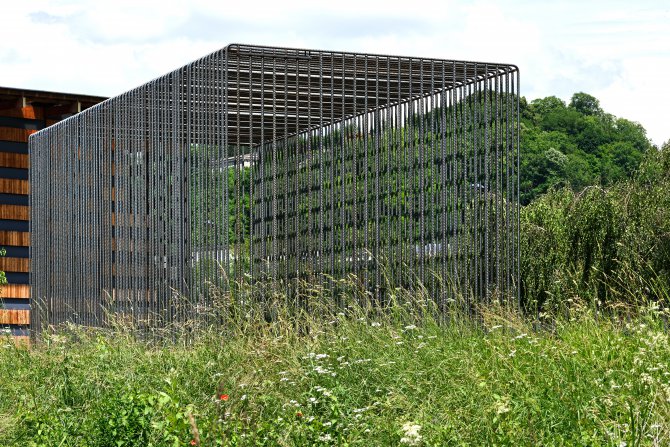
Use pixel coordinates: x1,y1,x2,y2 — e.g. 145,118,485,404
29,44,520,333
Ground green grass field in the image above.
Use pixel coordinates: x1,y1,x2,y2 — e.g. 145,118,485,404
1,297,669,446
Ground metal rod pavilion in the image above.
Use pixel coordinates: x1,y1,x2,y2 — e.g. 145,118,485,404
30,44,520,332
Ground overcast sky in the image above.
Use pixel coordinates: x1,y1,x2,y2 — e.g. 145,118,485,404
1,0,668,144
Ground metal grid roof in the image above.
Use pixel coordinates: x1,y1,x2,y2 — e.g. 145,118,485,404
74,43,518,146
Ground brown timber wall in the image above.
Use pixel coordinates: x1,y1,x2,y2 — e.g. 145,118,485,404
0,102,33,337
0,88,106,340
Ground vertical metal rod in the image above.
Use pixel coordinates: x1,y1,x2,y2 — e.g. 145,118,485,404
418,59,425,287
329,54,336,281
373,56,380,293
363,55,369,289
318,53,325,284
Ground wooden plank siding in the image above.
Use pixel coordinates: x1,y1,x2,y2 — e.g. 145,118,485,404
0,309,29,325
0,334,31,347
0,152,29,169
0,284,30,299
9,336,31,347
0,87,106,341
0,127,35,143
1,101,32,342
0,257,30,273
0,179,29,195
0,230,29,246
0,205,29,220
0,106,44,120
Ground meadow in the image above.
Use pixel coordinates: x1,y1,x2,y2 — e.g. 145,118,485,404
1,291,669,446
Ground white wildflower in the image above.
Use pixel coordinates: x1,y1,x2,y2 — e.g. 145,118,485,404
314,365,332,375
640,373,654,385
494,397,511,415
400,422,423,446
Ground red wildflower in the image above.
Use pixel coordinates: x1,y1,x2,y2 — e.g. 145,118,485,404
190,440,197,446
219,394,229,401
296,411,303,418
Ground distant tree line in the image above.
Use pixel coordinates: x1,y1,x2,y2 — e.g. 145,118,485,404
519,92,653,204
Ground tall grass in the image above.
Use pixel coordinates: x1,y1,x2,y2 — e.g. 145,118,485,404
1,281,669,446
520,143,670,314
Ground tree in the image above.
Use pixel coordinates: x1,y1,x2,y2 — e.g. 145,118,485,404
519,92,652,204
529,96,566,119
569,92,602,116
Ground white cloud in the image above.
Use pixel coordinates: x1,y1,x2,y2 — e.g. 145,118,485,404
594,56,670,145
0,0,668,143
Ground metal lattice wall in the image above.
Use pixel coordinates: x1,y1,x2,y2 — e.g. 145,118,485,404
30,44,519,331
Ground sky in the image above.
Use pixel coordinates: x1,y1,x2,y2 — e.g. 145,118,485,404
1,0,668,145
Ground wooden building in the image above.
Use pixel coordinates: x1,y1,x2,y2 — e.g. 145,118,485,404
0,87,106,342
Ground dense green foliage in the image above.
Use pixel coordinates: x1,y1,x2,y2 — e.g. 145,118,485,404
519,92,653,204
2,299,669,446
520,141,670,312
